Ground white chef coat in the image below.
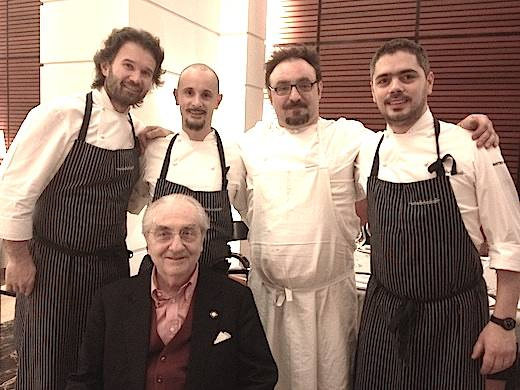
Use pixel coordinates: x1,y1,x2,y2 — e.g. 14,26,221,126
239,117,370,390
0,88,143,240
127,129,246,214
356,109,520,273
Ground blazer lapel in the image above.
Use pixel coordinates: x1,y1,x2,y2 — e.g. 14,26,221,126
186,268,225,386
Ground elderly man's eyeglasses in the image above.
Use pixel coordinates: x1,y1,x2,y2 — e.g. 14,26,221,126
269,80,318,96
148,226,200,243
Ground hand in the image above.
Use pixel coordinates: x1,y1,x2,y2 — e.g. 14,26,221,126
5,246,36,296
458,114,499,148
228,274,247,286
471,322,517,375
137,126,171,153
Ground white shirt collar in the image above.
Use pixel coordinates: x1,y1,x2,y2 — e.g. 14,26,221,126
178,128,216,142
273,120,318,136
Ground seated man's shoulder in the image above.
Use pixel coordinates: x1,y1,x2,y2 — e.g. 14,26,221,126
98,274,145,298
200,268,251,295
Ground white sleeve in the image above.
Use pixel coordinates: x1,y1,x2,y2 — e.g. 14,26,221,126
475,146,520,272
0,104,77,239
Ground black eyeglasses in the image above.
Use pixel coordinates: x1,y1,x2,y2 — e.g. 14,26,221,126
269,80,318,96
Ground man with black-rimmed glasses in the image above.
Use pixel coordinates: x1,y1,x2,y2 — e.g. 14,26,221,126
237,44,501,390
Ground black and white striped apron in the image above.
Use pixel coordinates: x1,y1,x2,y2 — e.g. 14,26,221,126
354,119,488,389
140,129,233,271
14,92,139,390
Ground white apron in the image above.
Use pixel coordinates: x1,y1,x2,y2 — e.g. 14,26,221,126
248,120,359,390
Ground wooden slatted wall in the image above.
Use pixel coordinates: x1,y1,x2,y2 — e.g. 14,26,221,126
0,0,40,151
274,0,520,190
0,1,7,153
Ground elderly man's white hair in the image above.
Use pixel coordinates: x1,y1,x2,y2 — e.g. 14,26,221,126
142,194,210,236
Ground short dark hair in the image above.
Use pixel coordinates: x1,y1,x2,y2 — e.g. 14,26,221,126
91,27,165,89
265,45,321,88
370,38,430,79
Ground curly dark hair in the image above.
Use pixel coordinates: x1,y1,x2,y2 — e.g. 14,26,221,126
91,27,165,89
265,45,321,89
370,38,430,79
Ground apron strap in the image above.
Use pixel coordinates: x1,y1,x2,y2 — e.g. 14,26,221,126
213,128,229,191
127,112,138,148
158,133,180,180
78,92,138,148
427,118,457,177
388,298,418,362
369,133,385,177
78,92,93,142
157,130,229,189
370,118,458,178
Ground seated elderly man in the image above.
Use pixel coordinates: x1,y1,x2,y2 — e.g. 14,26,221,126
67,194,277,390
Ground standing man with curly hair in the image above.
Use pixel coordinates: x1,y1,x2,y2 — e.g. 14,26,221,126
0,27,165,389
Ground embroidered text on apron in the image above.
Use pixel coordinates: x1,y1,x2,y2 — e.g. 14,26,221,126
354,119,488,389
15,92,139,390
148,129,233,268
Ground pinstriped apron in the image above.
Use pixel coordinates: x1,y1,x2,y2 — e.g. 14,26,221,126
143,129,233,269
14,92,139,390
354,119,488,389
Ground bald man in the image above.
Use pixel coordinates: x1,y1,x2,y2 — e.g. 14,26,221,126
129,64,246,272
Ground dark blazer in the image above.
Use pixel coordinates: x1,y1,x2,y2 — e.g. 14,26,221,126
66,267,277,390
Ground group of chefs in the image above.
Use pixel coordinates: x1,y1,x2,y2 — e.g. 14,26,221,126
0,26,518,390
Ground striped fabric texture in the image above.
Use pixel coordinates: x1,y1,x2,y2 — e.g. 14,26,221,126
354,119,488,389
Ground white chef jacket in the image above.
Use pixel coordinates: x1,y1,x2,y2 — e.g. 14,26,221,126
239,117,370,390
240,118,368,233
128,129,247,214
356,109,520,273
0,88,143,240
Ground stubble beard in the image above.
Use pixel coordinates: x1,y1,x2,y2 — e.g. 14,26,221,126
105,72,146,109
184,118,206,132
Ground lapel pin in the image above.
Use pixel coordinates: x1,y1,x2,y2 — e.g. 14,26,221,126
209,310,219,319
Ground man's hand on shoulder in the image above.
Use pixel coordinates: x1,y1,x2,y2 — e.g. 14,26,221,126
138,126,172,154
458,114,499,148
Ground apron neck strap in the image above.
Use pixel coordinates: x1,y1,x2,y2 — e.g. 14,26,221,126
78,92,94,142
159,133,180,180
427,118,457,177
213,128,229,190
78,92,137,146
158,129,228,190
370,117,457,178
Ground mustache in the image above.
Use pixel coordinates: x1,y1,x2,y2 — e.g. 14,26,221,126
187,108,207,114
122,80,142,92
384,92,410,104
283,101,307,109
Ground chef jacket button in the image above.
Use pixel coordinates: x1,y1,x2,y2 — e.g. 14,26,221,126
160,355,166,362
157,376,163,383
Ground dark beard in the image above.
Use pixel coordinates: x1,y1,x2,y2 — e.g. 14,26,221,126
105,74,146,108
184,118,205,131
